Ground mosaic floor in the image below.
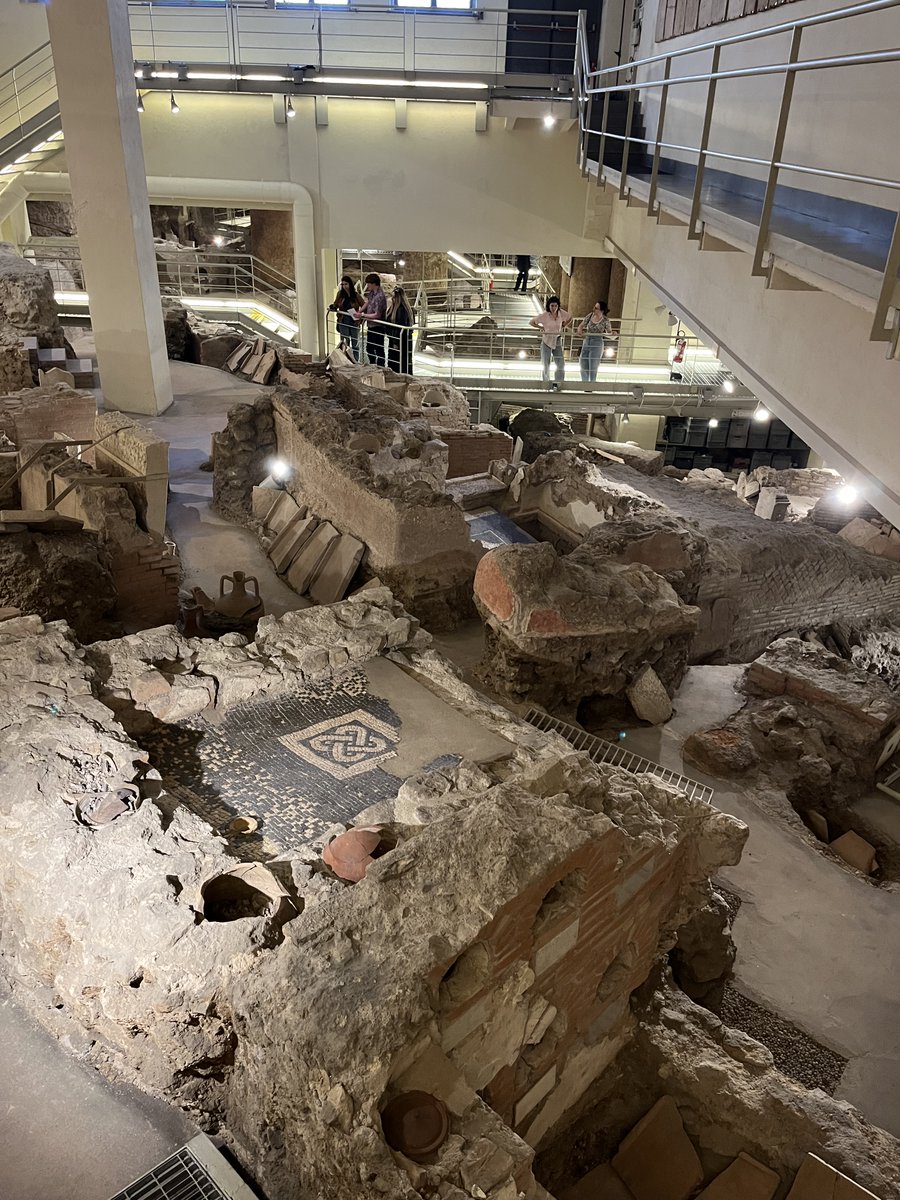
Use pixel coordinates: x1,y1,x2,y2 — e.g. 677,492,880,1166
142,658,512,858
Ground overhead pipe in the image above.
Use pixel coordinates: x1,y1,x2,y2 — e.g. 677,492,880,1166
14,171,321,354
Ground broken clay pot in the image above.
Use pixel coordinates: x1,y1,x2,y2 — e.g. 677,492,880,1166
381,1090,449,1162
76,783,141,828
323,827,382,883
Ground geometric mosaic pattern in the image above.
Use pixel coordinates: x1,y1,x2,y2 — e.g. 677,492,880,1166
279,708,399,779
139,666,460,861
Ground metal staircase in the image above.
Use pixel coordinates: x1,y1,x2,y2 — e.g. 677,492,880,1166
0,43,62,182
573,0,900,357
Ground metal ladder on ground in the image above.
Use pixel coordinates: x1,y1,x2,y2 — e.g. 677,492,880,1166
525,707,715,804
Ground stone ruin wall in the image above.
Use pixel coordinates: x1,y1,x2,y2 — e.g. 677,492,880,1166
2,602,900,1198
0,597,758,1200
500,453,900,664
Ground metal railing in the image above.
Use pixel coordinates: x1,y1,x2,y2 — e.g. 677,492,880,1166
324,305,732,391
575,0,900,351
19,241,297,322
128,2,580,87
0,43,59,167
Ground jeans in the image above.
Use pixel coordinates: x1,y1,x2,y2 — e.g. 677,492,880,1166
366,326,386,367
541,341,565,386
337,313,359,360
514,268,529,292
579,336,605,382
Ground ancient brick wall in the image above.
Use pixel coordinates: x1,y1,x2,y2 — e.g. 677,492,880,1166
431,815,701,1151
0,383,95,447
440,429,513,479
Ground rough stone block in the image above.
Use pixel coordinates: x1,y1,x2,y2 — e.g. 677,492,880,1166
626,664,673,724
560,1163,635,1200
786,1154,878,1199
513,1066,556,1126
829,830,877,874
286,522,340,595
268,514,316,575
308,533,366,606
697,1152,780,1199
266,489,302,535
755,487,789,521
612,1096,703,1200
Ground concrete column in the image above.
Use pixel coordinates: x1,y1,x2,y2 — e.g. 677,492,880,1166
321,248,339,352
291,202,319,355
45,0,172,415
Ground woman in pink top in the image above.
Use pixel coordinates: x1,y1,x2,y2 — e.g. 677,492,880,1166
529,295,572,391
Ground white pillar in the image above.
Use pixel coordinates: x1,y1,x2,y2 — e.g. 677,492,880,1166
46,0,172,415
291,200,320,357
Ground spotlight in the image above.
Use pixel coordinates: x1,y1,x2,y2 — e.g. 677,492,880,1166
517,349,527,359
286,97,296,119
753,406,769,422
136,93,144,114
722,378,735,394
543,114,556,129
604,347,615,358
708,417,719,428
667,312,678,327
838,485,859,505
213,235,225,248
267,457,291,483
621,413,630,424
398,258,406,267
169,91,180,115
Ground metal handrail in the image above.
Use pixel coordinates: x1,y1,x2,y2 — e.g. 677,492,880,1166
325,309,733,390
576,0,900,352
586,0,900,80
19,242,298,321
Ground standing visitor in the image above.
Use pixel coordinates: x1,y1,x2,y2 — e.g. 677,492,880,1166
328,275,362,360
385,285,415,375
514,254,532,293
529,295,571,391
577,300,613,382
357,272,388,367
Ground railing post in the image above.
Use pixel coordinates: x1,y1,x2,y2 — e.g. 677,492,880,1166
687,44,721,241
870,209,900,348
596,89,611,186
647,56,671,218
618,88,636,198
751,25,803,276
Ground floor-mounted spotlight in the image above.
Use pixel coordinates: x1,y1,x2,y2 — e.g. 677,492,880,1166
169,91,180,115
286,97,296,119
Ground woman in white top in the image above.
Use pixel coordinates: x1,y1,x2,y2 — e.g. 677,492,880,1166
578,300,613,382
529,295,572,391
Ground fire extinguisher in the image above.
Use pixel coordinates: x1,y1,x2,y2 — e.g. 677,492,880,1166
673,336,686,364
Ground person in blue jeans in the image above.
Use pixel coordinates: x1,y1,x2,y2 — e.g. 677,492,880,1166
328,275,362,360
578,300,613,382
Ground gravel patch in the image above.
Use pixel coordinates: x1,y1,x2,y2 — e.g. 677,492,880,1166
721,985,846,1095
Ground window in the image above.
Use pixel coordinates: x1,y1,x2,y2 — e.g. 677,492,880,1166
396,0,474,9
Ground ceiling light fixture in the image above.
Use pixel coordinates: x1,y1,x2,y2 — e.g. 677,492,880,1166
753,406,769,422
136,92,144,113
621,412,630,424
286,97,296,118
543,114,556,129
169,91,180,114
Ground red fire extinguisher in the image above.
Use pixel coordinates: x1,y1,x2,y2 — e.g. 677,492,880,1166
673,336,686,364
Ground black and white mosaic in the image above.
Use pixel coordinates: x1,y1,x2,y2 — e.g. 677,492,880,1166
141,668,419,857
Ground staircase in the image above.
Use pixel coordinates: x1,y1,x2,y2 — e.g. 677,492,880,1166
0,44,62,184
